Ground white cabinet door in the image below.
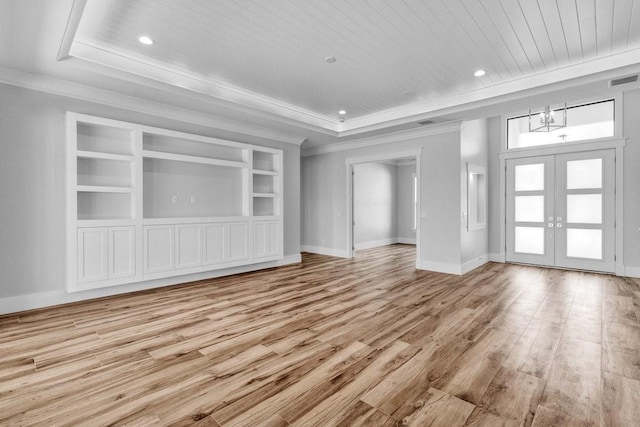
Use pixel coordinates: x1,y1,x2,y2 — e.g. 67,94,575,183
78,228,108,283
203,224,226,265
175,224,202,269
228,222,248,261
109,227,136,279
144,225,174,273
253,221,280,259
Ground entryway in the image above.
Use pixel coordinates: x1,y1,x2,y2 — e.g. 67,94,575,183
506,149,615,273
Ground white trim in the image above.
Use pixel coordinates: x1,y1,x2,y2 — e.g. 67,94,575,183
346,149,423,269
419,260,463,275
0,65,306,146
397,237,416,245
56,0,87,61
303,121,462,157
461,255,490,274
0,254,301,315
355,238,398,250
419,255,489,275
69,38,341,131
300,245,350,258
499,138,626,160
337,52,640,135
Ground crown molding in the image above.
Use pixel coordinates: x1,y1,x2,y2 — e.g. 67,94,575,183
69,37,342,132
302,120,462,157
56,0,87,61
337,48,640,136
0,65,306,146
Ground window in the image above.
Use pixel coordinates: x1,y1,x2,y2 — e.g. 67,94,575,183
412,173,417,231
507,99,615,149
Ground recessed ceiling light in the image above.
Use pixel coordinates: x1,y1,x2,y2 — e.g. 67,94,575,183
138,35,154,45
474,69,486,77
324,56,337,64
338,110,347,115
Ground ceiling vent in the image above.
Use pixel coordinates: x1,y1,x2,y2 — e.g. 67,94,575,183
609,75,638,87
416,119,435,126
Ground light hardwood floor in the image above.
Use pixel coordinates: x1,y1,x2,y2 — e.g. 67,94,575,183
1,244,640,426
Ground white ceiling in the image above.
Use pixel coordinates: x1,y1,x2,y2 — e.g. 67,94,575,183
2,0,640,146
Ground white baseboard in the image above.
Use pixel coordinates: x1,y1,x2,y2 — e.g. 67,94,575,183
0,254,302,316
301,245,350,258
419,260,463,275
397,237,417,245
461,255,489,274
355,238,397,250
419,254,489,275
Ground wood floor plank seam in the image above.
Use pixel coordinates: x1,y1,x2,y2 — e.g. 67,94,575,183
1,245,639,426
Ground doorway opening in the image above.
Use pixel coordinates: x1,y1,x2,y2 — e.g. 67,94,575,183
346,150,421,269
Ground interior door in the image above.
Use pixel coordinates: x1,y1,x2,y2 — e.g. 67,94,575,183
506,150,615,273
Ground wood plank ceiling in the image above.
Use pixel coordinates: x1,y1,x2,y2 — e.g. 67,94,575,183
74,0,640,123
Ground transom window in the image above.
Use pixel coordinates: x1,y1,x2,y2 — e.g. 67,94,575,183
507,99,615,150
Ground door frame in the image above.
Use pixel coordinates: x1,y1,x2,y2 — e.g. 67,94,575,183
345,149,422,269
498,138,625,275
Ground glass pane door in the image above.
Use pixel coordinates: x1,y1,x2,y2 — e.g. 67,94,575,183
506,156,555,266
506,150,615,273
554,151,615,272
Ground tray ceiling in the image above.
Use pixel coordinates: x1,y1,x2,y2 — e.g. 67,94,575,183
30,0,640,134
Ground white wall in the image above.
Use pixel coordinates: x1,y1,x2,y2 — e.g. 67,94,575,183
487,116,502,258
621,89,640,276
0,83,301,311
460,119,489,267
397,164,416,243
353,162,398,249
302,126,464,270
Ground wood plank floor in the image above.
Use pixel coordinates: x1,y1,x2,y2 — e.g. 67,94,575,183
1,244,640,426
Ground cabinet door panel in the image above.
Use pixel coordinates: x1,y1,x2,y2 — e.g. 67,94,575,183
228,223,248,261
254,222,267,258
175,224,202,269
110,227,135,278
203,224,226,265
266,222,279,256
78,228,108,283
144,226,174,273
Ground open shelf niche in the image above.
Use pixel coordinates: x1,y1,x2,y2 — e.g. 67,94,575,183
251,149,282,217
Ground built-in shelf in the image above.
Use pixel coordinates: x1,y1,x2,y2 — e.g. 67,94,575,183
253,150,279,172
76,150,135,162
143,150,247,168
77,185,134,193
68,112,283,293
252,169,278,176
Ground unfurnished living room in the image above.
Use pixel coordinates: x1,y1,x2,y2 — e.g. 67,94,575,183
2,0,640,425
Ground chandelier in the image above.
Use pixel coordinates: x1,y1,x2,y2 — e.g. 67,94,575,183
528,103,567,132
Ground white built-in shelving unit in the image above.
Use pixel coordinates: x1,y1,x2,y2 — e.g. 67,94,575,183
67,112,283,292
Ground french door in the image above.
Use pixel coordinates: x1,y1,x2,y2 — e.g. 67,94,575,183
506,150,615,272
